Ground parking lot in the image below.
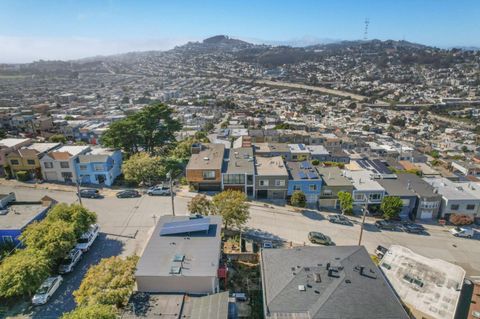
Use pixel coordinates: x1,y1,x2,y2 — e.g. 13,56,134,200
1,183,480,317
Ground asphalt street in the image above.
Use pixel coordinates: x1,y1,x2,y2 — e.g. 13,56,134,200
1,184,480,318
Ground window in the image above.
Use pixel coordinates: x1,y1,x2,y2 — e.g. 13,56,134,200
259,179,269,187
10,159,19,165
223,174,245,185
61,172,73,180
2,236,13,244
323,189,333,196
202,170,216,180
44,162,53,169
293,184,301,191
27,159,35,165
309,184,317,191
369,193,382,201
60,161,69,169
467,204,476,210
93,164,104,171
79,165,87,171
275,179,285,187
355,194,365,201
450,204,459,211
421,201,439,209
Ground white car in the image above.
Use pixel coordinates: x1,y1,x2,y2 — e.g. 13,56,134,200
76,224,99,252
146,185,171,196
32,276,63,305
450,226,474,238
59,248,83,274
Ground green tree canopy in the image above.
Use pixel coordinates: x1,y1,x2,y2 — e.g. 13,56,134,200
122,152,181,186
290,191,307,208
102,103,182,155
20,219,76,262
380,196,403,220
49,134,67,144
188,194,212,216
211,190,250,230
0,249,50,298
46,203,97,238
61,305,118,319
73,256,139,308
337,191,353,215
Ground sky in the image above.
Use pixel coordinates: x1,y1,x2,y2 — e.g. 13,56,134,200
0,0,479,63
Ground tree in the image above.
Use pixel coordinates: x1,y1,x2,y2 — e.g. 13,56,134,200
64,115,74,121
73,256,139,308
390,116,406,127
102,103,182,155
380,196,403,220
337,191,353,215
46,203,97,238
61,305,118,319
450,214,473,225
20,220,76,262
122,152,176,185
188,194,212,215
0,128,6,139
311,159,320,166
210,190,250,230
290,191,306,208
204,122,214,132
169,136,208,163
429,150,440,159
49,134,67,144
0,249,50,298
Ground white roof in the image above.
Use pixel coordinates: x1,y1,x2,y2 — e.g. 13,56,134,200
423,177,480,201
343,169,385,191
0,138,31,148
380,245,465,319
27,143,61,154
56,145,91,157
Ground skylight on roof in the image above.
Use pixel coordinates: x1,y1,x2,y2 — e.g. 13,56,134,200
170,266,181,274
173,254,185,262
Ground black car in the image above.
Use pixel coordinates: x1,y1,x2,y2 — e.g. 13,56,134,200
402,223,425,234
374,220,397,230
328,214,352,225
79,189,101,199
116,190,141,198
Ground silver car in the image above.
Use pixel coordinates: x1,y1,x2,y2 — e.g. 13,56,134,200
59,248,83,274
146,185,171,196
32,276,63,305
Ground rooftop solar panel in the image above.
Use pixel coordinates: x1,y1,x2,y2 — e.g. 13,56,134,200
298,171,308,179
160,218,211,236
300,161,311,169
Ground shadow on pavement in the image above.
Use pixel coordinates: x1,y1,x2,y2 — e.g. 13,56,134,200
362,223,381,232
301,210,325,221
28,234,124,319
243,227,284,243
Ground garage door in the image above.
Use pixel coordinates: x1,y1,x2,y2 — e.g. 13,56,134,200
306,195,318,203
198,183,221,191
45,171,58,181
420,210,433,220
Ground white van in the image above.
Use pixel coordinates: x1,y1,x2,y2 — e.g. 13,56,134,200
450,227,474,238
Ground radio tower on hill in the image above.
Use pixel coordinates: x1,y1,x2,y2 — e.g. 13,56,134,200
363,18,370,41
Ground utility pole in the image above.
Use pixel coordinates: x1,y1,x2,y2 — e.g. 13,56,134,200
167,170,175,216
358,197,368,246
75,172,83,206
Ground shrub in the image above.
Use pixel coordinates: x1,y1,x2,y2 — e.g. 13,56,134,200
311,159,320,166
291,191,307,208
450,214,473,226
61,305,118,319
16,170,30,182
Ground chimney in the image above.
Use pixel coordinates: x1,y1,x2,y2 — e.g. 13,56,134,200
326,262,330,270
191,143,202,154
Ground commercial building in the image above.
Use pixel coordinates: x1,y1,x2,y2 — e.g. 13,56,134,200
135,215,222,294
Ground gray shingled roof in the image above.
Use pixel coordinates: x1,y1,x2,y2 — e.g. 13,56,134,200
261,246,409,319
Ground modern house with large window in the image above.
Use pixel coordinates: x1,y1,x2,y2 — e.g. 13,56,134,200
344,169,385,209
40,145,91,183
186,143,226,191
221,147,255,197
255,156,289,200
76,147,122,186
286,161,323,204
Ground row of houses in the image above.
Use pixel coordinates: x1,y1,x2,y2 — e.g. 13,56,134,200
0,138,122,186
186,143,480,222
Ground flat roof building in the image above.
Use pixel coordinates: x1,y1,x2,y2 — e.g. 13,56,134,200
136,215,222,294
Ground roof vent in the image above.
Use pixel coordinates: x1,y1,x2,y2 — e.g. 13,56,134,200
203,157,209,161
314,273,321,283
298,285,306,291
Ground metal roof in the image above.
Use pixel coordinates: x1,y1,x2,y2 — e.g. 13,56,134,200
160,218,211,236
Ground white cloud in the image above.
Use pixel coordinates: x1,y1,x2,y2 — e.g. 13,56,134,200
0,36,198,63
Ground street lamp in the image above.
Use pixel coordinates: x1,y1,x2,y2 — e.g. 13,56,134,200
166,170,175,216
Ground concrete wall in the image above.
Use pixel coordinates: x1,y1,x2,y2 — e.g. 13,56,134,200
136,275,218,294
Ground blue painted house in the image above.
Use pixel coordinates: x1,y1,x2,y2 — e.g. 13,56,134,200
0,194,55,246
76,148,122,187
286,161,323,204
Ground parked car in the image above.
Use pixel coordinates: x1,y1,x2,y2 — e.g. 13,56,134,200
263,241,274,249
450,227,474,238
402,223,425,234
375,220,398,230
308,231,334,246
146,185,171,196
32,276,63,305
79,188,101,199
59,248,83,274
76,224,99,252
328,214,352,225
375,245,388,258
116,189,141,198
